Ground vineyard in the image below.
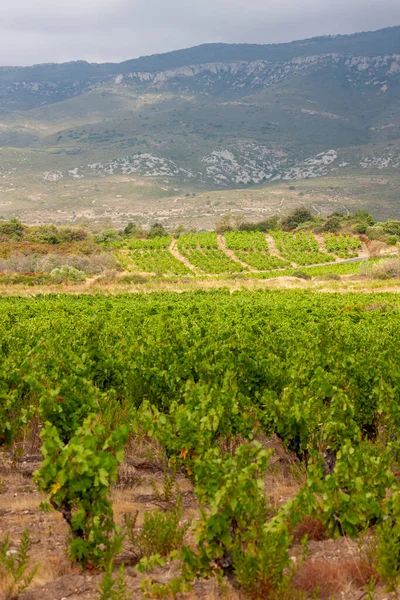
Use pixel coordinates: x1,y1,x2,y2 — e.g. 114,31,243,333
270,231,336,266
323,233,362,259
224,231,290,270
109,231,365,277
176,232,246,274
1,290,400,599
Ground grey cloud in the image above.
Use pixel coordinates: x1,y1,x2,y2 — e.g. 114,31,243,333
1,0,400,66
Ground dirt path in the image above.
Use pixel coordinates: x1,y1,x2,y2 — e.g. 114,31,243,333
168,238,199,275
216,234,256,271
265,233,298,267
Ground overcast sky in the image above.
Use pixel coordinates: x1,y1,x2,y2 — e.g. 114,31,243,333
1,0,400,67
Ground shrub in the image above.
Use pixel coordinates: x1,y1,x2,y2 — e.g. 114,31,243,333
292,270,312,280
281,208,314,232
324,217,341,232
58,227,88,243
0,253,34,273
361,258,400,279
0,529,39,599
181,443,292,597
25,224,60,244
0,218,25,241
123,223,143,237
386,235,399,246
50,266,86,282
95,229,121,244
125,495,190,560
146,223,169,239
238,216,279,232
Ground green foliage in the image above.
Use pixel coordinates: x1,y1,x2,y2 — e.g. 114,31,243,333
0,529,39,599
271,230,335,265
323,216,342,232
239,216,279,232
147,223,169,239
138,374,256,465
180,442,293,598
123,222,143,237
98,562,130,600
300,441,396,537
281,208,314,232
125,495,190,560
50,265,86,282
150,465,178,503
96,229,121,244
2,290,400,593
0,218,25,241
35,414,129,567
25,224,61,244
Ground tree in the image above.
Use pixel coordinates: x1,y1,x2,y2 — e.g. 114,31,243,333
281,208,314,231
323,216,341,232
0,218,25,240
124,222,142,237
147,223,168,239
215,215,233,233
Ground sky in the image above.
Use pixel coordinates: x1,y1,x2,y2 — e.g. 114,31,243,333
1,0,400,66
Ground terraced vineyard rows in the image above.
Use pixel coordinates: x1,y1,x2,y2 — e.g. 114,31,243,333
177,232,246,274
114,236,192,275
225,231,290,270
323,233,362,258
111,231,364,276
271,231,336,265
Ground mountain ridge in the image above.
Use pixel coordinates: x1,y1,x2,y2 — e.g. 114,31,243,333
0,25,399,225
1,25,399,77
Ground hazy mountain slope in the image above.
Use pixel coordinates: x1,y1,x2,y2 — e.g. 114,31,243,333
0,26,399,224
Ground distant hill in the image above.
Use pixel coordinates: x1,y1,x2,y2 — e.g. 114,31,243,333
0,26,399,225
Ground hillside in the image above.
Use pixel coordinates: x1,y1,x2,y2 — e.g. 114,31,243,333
0,26,399,225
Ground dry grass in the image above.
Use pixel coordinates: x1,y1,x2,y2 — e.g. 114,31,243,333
367,241,387,258
361,257,400,279
2,273,400,297
292,517,327,543
294,558,376,599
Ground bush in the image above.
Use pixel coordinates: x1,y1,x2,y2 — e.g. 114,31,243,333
281,208,314,232
95,229,121,244
35,416,129,567
123,223,143,237
25,224,60,244
361,258,400,279
58,227,89,243
0,218,25,240
366,225,385,241
386,236,399,246
238,216,279,232
292,270,312,280
125,495,190,560
50,266,86,283
324,217,341,233
0,253,34,273
146,223,169,239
